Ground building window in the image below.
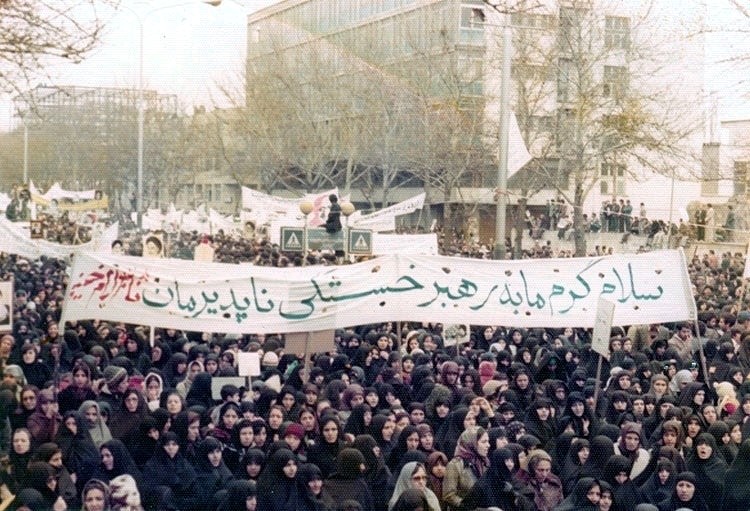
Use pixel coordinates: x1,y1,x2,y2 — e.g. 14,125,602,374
600,162,624,177
605,16,630,50
555,108,574,150
459,5,485,45
603,65,627,100
458,56,484,96
735,161,749,195
559,7,589,49
511,12,556,30
512,63,551,82
557,58,572,103
529,114,554,133
601,162,626,195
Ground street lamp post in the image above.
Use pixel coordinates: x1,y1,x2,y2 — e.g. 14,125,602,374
494,23,512,260
23,121,29,185
300,200,314,266
473,5,513,260
340,201,356,263
121,0,222,230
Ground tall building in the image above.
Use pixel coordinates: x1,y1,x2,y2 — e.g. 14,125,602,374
246,0,712,235
14,85,179,139
12,85,181,208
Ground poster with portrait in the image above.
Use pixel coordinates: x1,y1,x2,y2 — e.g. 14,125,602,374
142,232,165,259
29,221,44,239
442,324,470,347
0,281,13,332
243,221,256,240
193,241,215,262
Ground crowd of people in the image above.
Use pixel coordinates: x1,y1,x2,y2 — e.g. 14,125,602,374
527,198,741,251
0,223,749,511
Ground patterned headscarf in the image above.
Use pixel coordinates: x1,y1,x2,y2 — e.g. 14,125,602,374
454,426,489,478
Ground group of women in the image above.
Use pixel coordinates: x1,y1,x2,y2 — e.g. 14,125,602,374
2,250,750,511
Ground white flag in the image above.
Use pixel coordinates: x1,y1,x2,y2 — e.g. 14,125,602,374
508,112,533,179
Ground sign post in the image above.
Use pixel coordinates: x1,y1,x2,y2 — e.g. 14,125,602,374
281,227,350,252
348,228,372,256
591,297,615,406
281,227,305,252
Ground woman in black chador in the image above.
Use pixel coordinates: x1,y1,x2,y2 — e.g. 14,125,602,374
325,194,342,233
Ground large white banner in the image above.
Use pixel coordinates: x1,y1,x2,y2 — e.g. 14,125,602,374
61,249,694,334
136,205,241,235
372,234,438,255
0,218,118,260
241,187,338,228
29,181,96,203
350,193,426,230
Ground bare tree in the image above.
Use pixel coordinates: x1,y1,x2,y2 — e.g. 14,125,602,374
1,1,115,97
486,0,703,256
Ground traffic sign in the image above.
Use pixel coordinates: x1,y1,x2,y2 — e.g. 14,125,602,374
281,227,304,251
348,229,372,255
280,227,346,252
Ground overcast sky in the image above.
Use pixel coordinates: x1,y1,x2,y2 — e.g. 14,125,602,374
1,0,276,130
2,0,750,131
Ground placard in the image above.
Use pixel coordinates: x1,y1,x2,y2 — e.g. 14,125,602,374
211,376,248,401
29,221,43,239
285,330,336,357
237,352,261,377
592,297,615,360
0,281,12,332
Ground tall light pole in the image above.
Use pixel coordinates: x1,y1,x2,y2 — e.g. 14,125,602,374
300,200,314,265
22,121,29,185
120,0,222,229
474,5,513,260
341,201,356,263
494,22,512,260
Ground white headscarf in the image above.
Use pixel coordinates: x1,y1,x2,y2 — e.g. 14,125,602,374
388,461,442,511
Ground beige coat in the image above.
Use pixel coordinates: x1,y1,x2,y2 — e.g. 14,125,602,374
442,457,478,510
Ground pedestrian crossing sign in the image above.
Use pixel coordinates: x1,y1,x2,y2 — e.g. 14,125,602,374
348,229,372,255
281,227,305,251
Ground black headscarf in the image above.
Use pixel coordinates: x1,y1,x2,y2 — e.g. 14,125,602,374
721,438,750,508
236,448,265,480
257,448,298,511
91,438,144,492
555,477,600,511
109,388,148,441
185,371,213,409
460,447,521,511
686,432,727,505
194,437,235,509
580,435,615,479
307,416,343,478
53,410,99,491
217,480,257,511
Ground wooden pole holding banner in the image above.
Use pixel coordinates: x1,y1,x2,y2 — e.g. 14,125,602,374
149,326,155,348
302,331,311,384
593,354,604,407
740,244,750,313
693,319,710,385
591,297,615,408
396,322,402,353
